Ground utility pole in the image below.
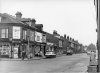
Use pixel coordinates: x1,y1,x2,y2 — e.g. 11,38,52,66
97,0,100,72
95,0,100,72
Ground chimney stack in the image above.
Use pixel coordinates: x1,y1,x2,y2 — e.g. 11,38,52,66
53,30,57,35
15,12,22,19
31,18,36,24
67,36,69,40
64,34,66,39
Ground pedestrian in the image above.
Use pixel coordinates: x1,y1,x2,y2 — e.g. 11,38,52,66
27,52,32,59
90,51,95,62
22,50,26,60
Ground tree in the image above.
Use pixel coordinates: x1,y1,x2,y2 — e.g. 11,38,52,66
87,43,96,52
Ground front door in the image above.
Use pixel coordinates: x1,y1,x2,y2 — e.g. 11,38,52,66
13,45,19,58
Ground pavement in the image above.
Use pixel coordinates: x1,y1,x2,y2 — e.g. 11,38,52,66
0,54,66,61
87,59,98,73
0,57,42,61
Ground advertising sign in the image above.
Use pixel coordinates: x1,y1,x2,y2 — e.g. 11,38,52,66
47,42,53,45
35,31,42,43
13,26,21,39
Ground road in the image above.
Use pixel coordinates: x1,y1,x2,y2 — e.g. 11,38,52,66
0,53,90,73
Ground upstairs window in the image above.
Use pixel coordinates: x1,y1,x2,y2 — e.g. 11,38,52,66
0,17,1,22
37,36,40,41
30,31,34,41
23,30,27,40
1,28,8,38
42,34,46,43
59,40,62,47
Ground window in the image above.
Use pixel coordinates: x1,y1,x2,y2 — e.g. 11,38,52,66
71,43,74,48
0,17,1,22
30,31,34,41
1,28,8,38
42,35,46,43
23,30,27,40
59,40,62,47
37,36,40,41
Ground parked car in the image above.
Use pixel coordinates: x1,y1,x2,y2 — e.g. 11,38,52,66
66,49,73,55
86,51,91,55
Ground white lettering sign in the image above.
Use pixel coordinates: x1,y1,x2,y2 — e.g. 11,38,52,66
13,26,21,39
35,31,42,42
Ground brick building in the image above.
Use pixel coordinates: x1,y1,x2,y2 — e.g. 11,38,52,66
0,12,46,58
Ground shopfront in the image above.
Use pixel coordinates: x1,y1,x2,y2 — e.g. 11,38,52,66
0,43,11,58
11,26,22,58
13,44,19,58
35,31,45,57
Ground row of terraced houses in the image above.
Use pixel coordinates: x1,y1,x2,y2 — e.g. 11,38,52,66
0,12,84,58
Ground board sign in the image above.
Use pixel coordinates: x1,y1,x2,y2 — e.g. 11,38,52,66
35,31,42,43
13,26,21,39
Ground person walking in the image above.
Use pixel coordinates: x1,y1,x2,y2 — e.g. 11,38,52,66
90,51,95,62
22,50,26,60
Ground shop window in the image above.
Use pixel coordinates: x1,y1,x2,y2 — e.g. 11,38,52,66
0,44,10,55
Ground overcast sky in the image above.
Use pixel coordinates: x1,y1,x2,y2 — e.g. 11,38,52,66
0,0,97,46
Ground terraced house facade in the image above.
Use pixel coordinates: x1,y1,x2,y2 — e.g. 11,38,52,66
0,12,83,58
0,12,46,58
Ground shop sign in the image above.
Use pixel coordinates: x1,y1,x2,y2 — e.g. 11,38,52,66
35,31,42,43
13,26,21,39
47,42,53,45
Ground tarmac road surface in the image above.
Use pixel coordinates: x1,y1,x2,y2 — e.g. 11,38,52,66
0,53,90,73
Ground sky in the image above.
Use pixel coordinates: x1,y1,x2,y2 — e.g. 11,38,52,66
0,0,97,46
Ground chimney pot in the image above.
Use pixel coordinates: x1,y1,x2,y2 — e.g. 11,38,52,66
15,12,22,19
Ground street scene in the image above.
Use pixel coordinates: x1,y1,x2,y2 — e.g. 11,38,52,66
0,0,98,73
0,53,89,73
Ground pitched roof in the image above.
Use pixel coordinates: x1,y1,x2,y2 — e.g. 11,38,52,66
0,13,25,24
0,13,46,33
46,32,59,44
21,18,31,22
0,13,38,29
